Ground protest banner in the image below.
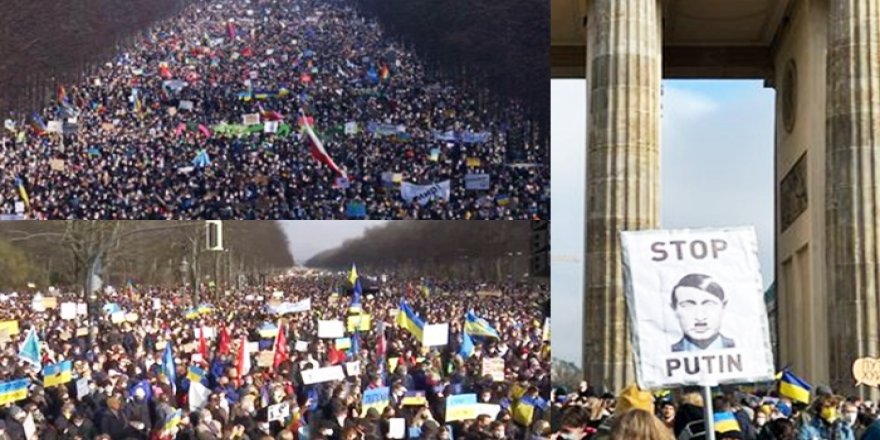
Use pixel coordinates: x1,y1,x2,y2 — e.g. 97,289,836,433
59,303,77,320
400,181,451,206
361,387,390,416
464,174,491,190
256,351,274,367
620,227,774,389
267,402,289,422
301,366,345,385
346,314,371,332
445,394,477,421
318,320,345,338
242,113,260,125
422,323,449,347
0,320,20,336
481,357,505,382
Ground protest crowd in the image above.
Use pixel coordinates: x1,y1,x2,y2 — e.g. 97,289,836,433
0,267,551,439
0,0,548,220
550,374,880,440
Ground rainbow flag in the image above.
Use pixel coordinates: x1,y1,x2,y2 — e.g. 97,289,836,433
43,360,72,387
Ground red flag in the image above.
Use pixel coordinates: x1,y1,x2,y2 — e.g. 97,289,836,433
199,325,208,362
197,124,212,138
302,122,346,177
218,325,230,356
226,21,236,40
235,336,251,387
376,322,386,359
327,344,346,365
272,321,289,370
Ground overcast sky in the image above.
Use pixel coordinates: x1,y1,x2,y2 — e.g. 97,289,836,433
280,221,388,264
551,79,775,366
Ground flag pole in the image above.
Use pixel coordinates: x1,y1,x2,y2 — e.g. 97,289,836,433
701,383,716,440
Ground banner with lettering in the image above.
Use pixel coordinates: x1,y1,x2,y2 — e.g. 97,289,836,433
400,181,450,206
620,227,774,389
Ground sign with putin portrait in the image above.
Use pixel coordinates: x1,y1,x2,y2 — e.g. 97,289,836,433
620,226,774,389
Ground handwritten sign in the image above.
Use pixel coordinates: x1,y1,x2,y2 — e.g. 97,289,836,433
361,387,390,416
318,320,345,338
481,358,505,382
445,394,477,421
267,402,289,422
853,358,880,387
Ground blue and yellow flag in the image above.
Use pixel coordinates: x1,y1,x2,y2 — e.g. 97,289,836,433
396,299,425,341
197,303,214,315
459,332,475,358
43,360,72,387
161,343,176,393
184,308,199,320
714,411,741,433
0,378,29,405
464,310,500,339
513,395,547,427
163,409,183,432
779,370,811,403
14,177,30,211
348,263,359,286
187,365,206,383
349,279,363,313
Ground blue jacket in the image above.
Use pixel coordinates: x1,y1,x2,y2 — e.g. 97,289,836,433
796,416,854,440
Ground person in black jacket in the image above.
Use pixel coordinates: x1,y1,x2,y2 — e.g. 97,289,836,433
99,396,135,439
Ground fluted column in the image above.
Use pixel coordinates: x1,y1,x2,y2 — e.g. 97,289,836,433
825,0,880,399
583,0,662,392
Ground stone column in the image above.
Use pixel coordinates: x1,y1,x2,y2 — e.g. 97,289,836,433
825,0,880,399
583,0,662,392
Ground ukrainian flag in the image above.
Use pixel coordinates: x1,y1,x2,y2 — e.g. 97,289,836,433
197,303,214,315
43,360,72,387
464,311,500,339
513,395,546,427
184,308,199,320
0,378,29,405
187,365,206,383
396,299,424,341
163,409,183,432
458,332,475,358
348,264,359,286
779,370,811,403
14,177,30,211
349,279,363,313
713,411,741,433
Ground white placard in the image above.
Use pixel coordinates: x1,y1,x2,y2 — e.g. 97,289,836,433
60,302,77,320
472,403,501,419
422,323,449,346
76,377,90,399
178,100,194,111
300,365,346,385
317,320,345,338
264,121,279,133
295,340,309,352
247,342,260,352
620,227,775,389
152,298,161,310
242,113,260,125
194,326,215,339
400,181,451,206
76,302,88,315
388,418,405,439
189,381,210,411
345,361,360,377
267,402,289,422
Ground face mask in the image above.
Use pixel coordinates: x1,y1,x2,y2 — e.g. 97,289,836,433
845,412,858,426
559,433,582,440
820,406,839,423
755,417,766,427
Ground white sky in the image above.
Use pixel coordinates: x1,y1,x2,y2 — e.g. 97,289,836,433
280,221,388,264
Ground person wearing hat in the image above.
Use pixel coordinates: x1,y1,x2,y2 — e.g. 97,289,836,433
590,383,655,440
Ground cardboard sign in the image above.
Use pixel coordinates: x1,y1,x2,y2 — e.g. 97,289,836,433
620,227,775,389
853,358,880,387
256,351,274,367
60,303,77,320
75,328,89,337
301,365,345,385
49,159,65,171
76,303,88,316
445,394,477,421
346,314,372,332
267,402,289,422
125,313,139,323
481,358,505,382
422,323,449,347
110,311,126,323
318,320,345,338
0,320,20,336
42,297,58,309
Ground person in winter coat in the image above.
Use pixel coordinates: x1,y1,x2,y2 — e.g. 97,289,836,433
795,395,853,440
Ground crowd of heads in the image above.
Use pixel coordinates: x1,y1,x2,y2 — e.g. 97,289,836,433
550,379,880,440
0,270,550,439
0,0,548,220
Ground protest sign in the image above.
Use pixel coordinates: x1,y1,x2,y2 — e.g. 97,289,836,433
295,340,309,352
853,358,880,387
60,303,77,320
49,159,65,172
178,100,194,111
481,358,505,382
400,181,451,206
47,121,63,134
110,311,126,323
402,391,426,406
242,113,260,125
422,323,449,347
76,303,87,315
264,121,279,133
75,328,89,337
464,174,491,190
472,403,501,419
152,298,161,310
267,402,289,422
256,351,274,367
42,297,58,309
345,361,360,377
346,314,371,332
335,337,351,350
388,418,406,439
620,227,774,389
318,320,345,338
445,394,477,421
301,366,345,385
0,321,20,336
361,387,390,416
22,414,35,440
76,378,90,399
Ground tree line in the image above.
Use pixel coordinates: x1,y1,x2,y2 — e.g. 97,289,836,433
0,221,294,292
305,221,533,282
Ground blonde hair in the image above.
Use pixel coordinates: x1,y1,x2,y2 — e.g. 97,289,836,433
609,409,674,440
680,391,704,407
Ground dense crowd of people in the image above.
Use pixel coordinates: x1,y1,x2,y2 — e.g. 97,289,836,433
0,270,550,439
0,0,548,220
549,379,880,440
